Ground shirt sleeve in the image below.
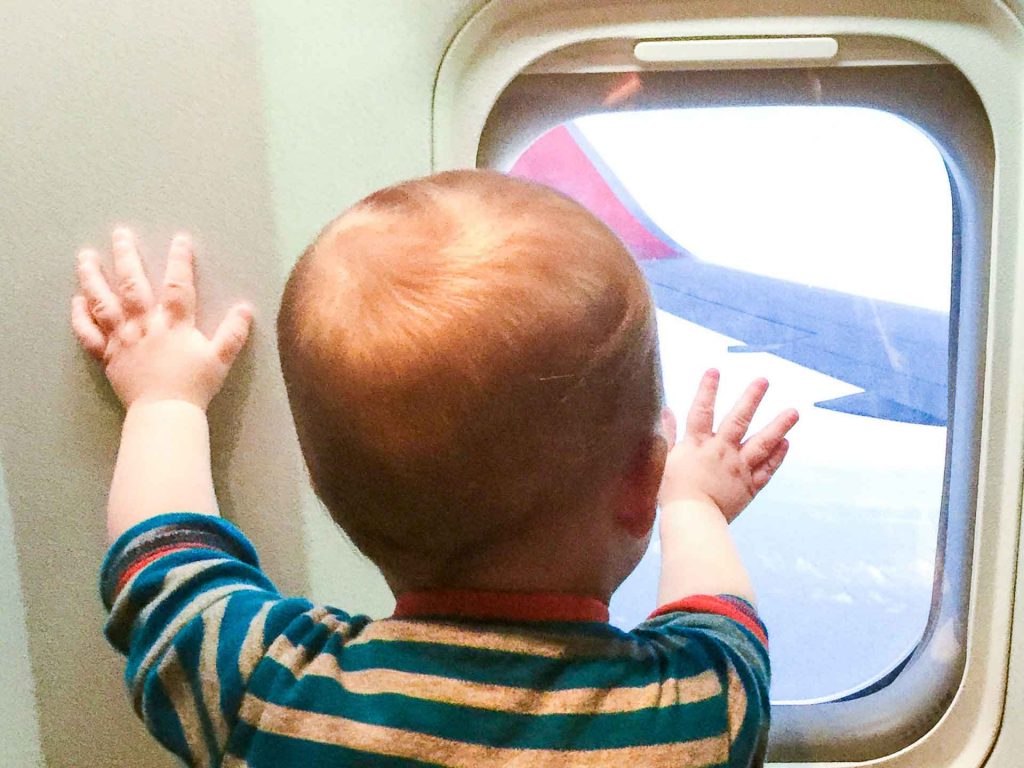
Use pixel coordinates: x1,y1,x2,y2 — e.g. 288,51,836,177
99,512,351,767
635,595,771,768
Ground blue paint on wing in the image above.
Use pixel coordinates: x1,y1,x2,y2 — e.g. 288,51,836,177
642,258,950,426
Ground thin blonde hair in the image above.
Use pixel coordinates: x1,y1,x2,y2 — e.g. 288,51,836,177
277,170,659,585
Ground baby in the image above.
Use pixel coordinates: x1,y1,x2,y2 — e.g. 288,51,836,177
72,170,798,767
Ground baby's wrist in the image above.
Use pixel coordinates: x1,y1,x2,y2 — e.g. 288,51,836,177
659,498,731,553
125,398,209,422
119,383,213,411
660,493,721,515
659,496,727,529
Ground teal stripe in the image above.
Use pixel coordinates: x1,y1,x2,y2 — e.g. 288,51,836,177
638,614,770,671
271,602,364,649
313,639,716,692
248,672,727,749
140,664,194,764
224,714,258,762
109,549,231,655
216,591,311,726
167,621,215,763
217,592,264,727
232,722,438,768
122,553,274,684
718,639,771,763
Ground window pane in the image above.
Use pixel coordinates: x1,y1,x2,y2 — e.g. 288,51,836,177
508,107,952,703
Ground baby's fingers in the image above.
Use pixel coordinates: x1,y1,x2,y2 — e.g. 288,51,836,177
112,227,154,316
718,378,769,445
211,303,253,366
71,294,107,360
162,234,197,323
741,408,800,466
685,369,720,438
751,439,790,491
76,249,124,332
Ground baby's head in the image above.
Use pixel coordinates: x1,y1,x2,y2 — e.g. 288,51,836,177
278,171,665,597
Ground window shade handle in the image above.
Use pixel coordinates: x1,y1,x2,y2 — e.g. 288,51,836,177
634,37,839,65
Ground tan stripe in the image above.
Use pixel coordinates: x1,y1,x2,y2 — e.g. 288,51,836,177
347,619,645,660
220,755,250,768
262,608,351,676
239,694,727,768
156,647,211,768
726,665,747,743
131,583,263,713
136,558,232,627
293,640,721,715
238,602,273,684
200,599,229,749
106,560,231,662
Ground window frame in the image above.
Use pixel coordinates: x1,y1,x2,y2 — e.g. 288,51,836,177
428,3,1011,757
469,58,993,764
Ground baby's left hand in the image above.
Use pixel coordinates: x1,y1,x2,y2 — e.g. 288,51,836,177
71,228,252,410
659,369,799,523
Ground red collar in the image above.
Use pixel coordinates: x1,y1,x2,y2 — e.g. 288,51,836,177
393,590,610,623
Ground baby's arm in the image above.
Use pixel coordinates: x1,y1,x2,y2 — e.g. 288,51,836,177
73,229,336,766
71,228,252,540
643,370,795,766
657,369,798,605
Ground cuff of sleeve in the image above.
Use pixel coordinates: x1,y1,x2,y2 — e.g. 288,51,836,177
99,513,259,610
650,594,768,647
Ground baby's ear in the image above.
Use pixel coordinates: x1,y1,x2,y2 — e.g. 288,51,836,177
614,434,667,539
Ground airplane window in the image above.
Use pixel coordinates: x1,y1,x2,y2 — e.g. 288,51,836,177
508,106,952,703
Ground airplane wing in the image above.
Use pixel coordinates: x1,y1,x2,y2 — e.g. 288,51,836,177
511,122,950,426
641,257,948,426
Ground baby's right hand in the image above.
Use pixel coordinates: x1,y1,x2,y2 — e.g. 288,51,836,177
71,228,252,411
659,369,799,523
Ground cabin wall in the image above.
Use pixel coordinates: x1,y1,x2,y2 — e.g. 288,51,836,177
0,1,477,764
0,463,44,766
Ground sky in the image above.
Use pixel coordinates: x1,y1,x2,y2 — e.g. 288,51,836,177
575,106,953,310
561,106,953,701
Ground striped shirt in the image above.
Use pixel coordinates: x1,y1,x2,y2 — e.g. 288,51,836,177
101,513,770,767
